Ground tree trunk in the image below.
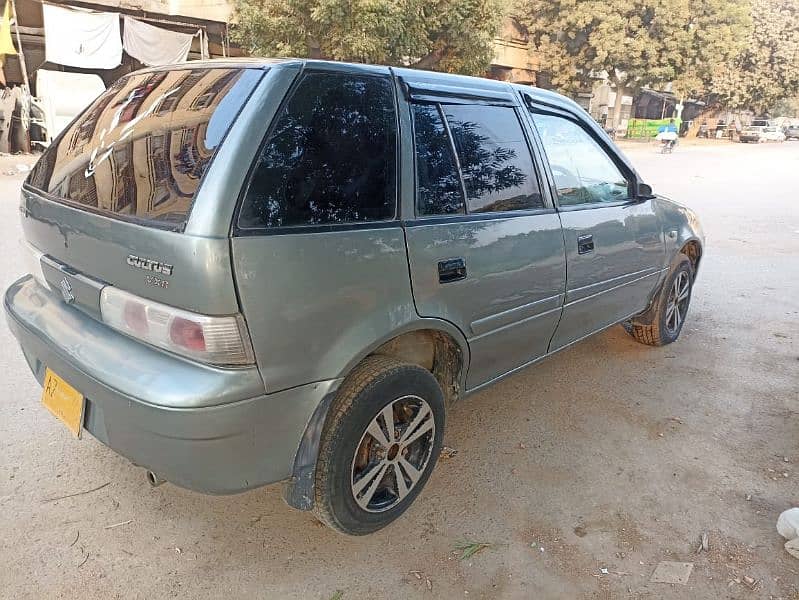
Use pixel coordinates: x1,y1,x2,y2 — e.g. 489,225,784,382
411,47,445,70
611,76,625,133
307,36,322,59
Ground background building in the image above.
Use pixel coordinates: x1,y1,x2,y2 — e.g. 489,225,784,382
3,0,243,89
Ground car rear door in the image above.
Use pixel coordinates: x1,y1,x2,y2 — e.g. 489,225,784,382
521,97,665,350
400,77,566,389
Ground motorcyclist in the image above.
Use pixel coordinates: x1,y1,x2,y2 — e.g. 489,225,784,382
656,119,678,151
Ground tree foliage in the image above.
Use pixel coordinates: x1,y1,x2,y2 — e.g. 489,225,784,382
514,0,693,96
773,94,799,117
671,0,751,99
711,0,799,113
231,0,504,75
514,0,751,119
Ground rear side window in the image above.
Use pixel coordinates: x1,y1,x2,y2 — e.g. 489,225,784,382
27,68,262,229
238,72,397,229
412,104,465,216
442,105,543,214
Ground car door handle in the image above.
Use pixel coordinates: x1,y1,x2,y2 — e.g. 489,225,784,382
577,234,594,255
438,258,467,283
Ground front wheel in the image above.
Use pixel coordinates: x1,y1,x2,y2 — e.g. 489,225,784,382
626,255,694,346
313,355,445,535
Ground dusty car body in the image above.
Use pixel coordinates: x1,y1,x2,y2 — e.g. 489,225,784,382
5,59,704,534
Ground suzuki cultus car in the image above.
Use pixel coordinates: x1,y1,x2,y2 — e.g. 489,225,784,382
6,59,703,535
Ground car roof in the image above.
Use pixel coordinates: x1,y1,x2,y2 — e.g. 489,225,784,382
131,57,584,114
136,57,295,73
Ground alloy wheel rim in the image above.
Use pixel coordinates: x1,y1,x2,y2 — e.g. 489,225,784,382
665,271,690,334
350,395,435,513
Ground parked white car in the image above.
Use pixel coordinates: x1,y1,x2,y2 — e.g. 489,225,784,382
761,126,786,142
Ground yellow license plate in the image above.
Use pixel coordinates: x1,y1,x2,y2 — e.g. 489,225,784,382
41,368,85,438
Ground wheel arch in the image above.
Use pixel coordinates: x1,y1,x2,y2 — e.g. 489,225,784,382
282,319,470,511
679,238,702,273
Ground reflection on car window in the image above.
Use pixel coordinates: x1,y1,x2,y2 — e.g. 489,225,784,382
238,72,396,229
442,105,543,213
412,104,465,216
27,68,262,228
533,113,629,206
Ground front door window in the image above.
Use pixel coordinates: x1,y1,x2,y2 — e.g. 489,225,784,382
532,114,629,206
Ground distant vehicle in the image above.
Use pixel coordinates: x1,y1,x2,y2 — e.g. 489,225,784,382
761,126,786,142
784,125,799,140
739,126,764,143
739,119,783,143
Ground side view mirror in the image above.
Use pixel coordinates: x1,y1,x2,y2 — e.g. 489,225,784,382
636,182,655,199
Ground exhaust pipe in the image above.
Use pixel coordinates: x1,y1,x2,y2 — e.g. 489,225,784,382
146,470,165,487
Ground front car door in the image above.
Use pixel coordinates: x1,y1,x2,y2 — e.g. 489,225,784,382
399,77,566,389
521,99,665,350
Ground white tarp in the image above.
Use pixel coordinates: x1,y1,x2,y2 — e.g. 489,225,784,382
36,69,106,139
42,3,122,69
123,16,195,67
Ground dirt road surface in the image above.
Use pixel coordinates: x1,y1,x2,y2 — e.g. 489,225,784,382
1,141,797,599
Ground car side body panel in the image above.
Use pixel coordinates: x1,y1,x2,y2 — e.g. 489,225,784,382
654,196,705,269
232,227,421,393
549,201,666,350
405,214,567,388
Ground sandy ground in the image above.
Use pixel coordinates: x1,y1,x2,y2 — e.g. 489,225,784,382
0,141,797,600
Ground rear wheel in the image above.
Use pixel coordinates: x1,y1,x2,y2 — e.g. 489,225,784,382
313,355,445,535
626,255,694,346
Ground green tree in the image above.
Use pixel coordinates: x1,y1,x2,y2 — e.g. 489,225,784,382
773,94,799,117
671,0,751,100
514,0,692,126
711,0,799,114
231,0,504,75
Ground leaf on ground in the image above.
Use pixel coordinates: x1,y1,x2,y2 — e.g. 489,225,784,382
454,540,493,560
329,591,344,600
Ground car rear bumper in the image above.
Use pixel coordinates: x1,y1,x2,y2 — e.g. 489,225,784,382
5,276,339,494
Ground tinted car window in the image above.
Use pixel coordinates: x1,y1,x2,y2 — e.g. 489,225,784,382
442,105,543,213
412,104,465,216
27,68,262,229
533,113,629,206
238,72,397,229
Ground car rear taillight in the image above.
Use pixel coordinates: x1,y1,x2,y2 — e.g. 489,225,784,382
100,286,255,366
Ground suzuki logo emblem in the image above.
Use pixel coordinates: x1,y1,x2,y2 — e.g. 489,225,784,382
59,277,74,304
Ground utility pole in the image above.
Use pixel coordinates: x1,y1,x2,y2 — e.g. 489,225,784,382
9,0,28,90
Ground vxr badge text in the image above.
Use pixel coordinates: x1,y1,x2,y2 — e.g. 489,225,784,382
126,255,174,276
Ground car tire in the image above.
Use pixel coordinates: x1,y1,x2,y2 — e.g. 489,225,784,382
313,355,445,535
626,255,694,347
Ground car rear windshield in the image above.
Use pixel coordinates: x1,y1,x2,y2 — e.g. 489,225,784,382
27,67,263,229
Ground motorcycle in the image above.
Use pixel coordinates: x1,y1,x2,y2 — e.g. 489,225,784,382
656,131,678,153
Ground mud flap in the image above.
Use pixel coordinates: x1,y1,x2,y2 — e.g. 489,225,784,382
281,391,336,511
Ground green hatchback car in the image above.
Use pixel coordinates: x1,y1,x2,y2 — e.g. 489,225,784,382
5,59,703,535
